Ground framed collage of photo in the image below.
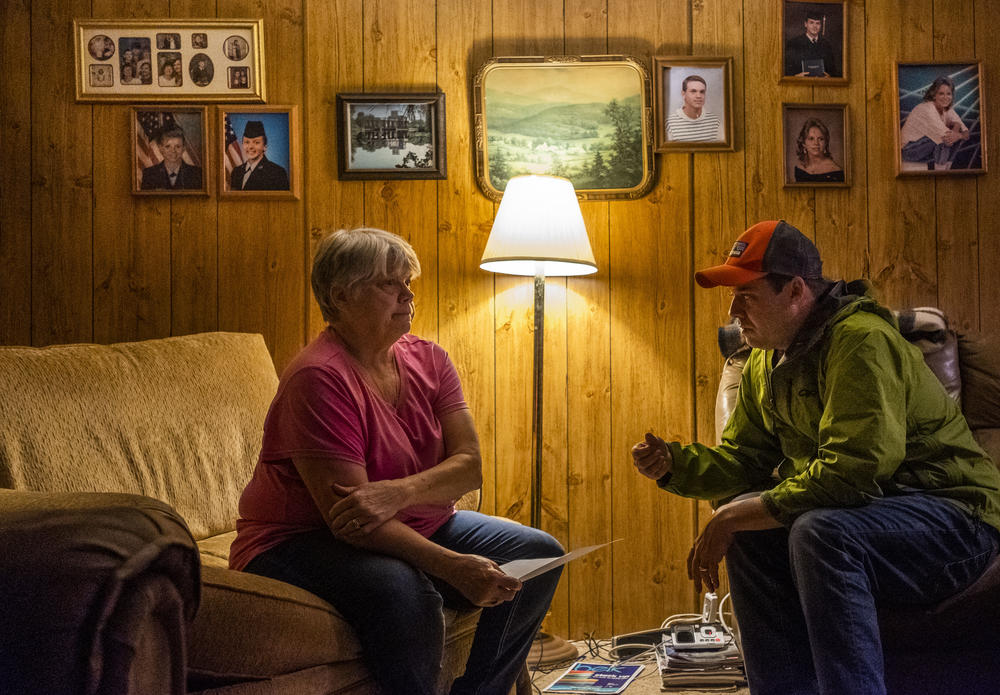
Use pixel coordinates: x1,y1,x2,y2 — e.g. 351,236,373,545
220,106,301,199
131,107,209,195
782,103,850,187
895,61,987,176
653,56,734,152
74,18,266,102
472,55,654,201
335,93,447,180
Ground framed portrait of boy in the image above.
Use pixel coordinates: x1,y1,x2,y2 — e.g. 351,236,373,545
781,0,848,84
131,107,209,195
219,105,301,199
895,61,987,176
653,56,734,152
782,103,850,187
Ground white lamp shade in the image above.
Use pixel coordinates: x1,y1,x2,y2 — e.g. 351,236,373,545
480,175,597,277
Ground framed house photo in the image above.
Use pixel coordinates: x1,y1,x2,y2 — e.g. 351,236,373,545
653,56,734,152
780,0,847,84
473,55,655,201
782,103,850,187
131,107,209,195
895,61,987,176
74,18,266,102
219,106,301,199
335,93,447,180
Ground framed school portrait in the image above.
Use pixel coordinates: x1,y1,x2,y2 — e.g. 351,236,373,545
782,103,850,187
653,56,734,152
780,0,848,84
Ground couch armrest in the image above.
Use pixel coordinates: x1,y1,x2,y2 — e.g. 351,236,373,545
0,490,200,695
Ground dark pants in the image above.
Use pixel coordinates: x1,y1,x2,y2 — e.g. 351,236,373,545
725,494,998,695
901,135,957,166
244,510,563,695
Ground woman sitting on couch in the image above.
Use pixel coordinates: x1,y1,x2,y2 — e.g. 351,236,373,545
229,227,563,695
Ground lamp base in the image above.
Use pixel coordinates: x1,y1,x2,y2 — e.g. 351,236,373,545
528,631,579,667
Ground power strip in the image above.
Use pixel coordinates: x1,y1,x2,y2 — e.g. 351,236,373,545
609,627,665,660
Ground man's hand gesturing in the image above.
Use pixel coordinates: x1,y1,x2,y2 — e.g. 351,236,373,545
631,432,672,481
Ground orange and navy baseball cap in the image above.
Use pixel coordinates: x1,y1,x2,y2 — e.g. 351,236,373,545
694,220,823,288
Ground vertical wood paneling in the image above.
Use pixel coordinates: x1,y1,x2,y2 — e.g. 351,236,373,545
305,0,365,338
813,0,868,284
171,0,221,338
362,0,439,341
0,0,32,345
217,0,305,372
609,0,695,635
31,0,94,345
565,0,614,640
92,0,171,345
977,0,1000,330
866,0,937,309
933,1,979,332
434,0,496,514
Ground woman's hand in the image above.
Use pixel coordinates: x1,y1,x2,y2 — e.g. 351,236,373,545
329,480,407,537
631,432,672,481
441,554,523,608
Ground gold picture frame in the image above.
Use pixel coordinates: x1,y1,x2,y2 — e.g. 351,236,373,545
653,56,734,152
131,106,210,195
473,55,655,201
895,61,987,176
219,105,301,200
74,18,265,102
782,103,851,187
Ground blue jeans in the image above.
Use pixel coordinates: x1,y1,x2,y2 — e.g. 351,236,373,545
901,135,956,165
725,494,998,695
243,511,563,695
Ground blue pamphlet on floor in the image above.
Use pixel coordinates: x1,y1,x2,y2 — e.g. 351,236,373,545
543,661,644,693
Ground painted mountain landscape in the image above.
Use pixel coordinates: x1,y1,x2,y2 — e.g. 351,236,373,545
483,64,645,194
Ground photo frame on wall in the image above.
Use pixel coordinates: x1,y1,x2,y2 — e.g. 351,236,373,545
473,55,654,201
74,18,266,102
780,0,848,84
895,61,987,176
219,105,301,199
131,106,209,195
335,93,447,180
653,56,734,152
782,103,850,187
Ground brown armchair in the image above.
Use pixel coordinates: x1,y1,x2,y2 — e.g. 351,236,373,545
715,309,1000,694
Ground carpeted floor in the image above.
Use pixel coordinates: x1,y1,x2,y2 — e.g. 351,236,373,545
527,639,750,695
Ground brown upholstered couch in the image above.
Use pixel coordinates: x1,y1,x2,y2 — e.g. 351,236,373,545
0,332,483,694
715,308,1000,694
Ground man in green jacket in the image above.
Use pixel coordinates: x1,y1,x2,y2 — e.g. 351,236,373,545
631,220,1000,695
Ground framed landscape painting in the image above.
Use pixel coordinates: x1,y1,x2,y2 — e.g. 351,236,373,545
335,92,447,180
473,55,655,201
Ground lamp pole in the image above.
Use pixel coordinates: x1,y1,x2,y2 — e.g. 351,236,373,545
531,272,545,530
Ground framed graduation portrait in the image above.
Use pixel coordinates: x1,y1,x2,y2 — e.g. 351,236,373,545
780,0,848,84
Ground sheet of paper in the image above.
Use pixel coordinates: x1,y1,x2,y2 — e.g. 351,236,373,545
499,540,619,581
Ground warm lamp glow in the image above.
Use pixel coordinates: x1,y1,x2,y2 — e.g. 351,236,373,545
480,175,597,277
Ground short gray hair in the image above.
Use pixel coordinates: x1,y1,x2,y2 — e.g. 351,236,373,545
311,227,421,323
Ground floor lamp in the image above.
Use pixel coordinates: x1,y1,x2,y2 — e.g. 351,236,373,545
480,174,597,665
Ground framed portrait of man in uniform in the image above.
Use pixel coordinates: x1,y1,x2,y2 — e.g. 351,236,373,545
131,107,209,195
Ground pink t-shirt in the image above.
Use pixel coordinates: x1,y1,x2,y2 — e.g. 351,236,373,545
229,330,469,571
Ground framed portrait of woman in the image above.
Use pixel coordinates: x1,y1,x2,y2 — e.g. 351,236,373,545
895,61,987,176
782,103,850,187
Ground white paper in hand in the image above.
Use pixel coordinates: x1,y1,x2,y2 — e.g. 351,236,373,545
499,541,617,581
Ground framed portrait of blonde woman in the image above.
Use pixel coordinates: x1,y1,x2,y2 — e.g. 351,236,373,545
895,61,987,176
782,103,850,187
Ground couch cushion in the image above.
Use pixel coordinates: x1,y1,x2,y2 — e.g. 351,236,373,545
0,332,278,540
959,331,1000,431
188,564,480,681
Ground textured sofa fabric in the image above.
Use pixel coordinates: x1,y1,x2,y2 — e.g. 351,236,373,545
0,332,481,694
0,490,200,695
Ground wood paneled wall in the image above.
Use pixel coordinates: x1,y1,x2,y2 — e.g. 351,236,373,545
2,0,997,638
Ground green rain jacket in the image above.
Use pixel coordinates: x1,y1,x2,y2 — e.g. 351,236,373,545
661,280,1000,532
